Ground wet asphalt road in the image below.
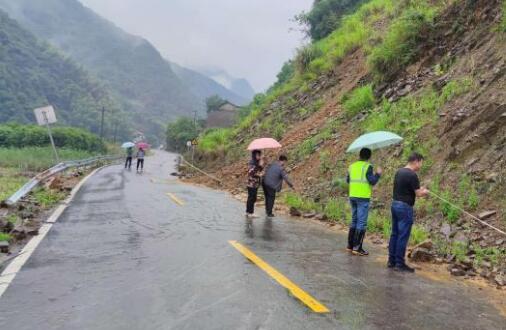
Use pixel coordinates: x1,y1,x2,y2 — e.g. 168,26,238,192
0,151,505,330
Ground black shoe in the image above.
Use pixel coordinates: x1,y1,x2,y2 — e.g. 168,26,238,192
266,213,275,218
393,264,415,273
387,260,395,268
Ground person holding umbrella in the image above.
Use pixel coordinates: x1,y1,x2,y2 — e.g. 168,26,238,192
246,138,292,218
136,147,145,173
346,148,382,255
125,147,133,169
345,132,403,255
246,150,264,218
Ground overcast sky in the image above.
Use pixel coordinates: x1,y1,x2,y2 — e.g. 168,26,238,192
80,0,313,92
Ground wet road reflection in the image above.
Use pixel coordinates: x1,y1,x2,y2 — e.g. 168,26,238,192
0,151,504,330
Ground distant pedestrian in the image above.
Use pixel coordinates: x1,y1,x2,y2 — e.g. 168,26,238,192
125,147,133,169
136,148,145,172
388,152,429,273
346,148,382,256
262,155,294,217
246,150,264,218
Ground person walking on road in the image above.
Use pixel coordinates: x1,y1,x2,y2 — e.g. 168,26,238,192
136,148,145,173
246,150,264,218
125,147,133,169
262,155,294,217
388,152,429,273
346,148,382,256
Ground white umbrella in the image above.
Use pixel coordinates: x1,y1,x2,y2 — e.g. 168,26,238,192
121,142,135,149
346,131,403,153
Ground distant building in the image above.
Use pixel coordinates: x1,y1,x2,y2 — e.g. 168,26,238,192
206,101,240,128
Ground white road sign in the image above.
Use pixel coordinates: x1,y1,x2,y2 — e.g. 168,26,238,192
34,106,57,126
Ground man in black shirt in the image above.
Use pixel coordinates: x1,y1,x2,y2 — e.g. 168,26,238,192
388,153,429,273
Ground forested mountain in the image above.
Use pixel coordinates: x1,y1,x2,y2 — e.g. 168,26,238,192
169,62,248,106
0,0,203,139
0,10,128,138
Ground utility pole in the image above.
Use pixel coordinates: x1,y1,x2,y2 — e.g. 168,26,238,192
192,110,197,164
100,106,105,140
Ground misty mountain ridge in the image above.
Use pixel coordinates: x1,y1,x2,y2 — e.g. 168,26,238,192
169,62,249,106
199,67,256,100
0,0,204,140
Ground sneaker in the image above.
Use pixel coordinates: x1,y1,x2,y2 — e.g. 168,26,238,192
250,213,260,218
393,264,415,273
352,247,369,256
266,213,275,218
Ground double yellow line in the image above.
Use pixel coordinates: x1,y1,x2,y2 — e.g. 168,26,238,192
229,240,329,313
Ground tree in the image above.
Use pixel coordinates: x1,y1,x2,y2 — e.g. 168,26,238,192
295,0,365,41
165,117,200,151
205,95,227,113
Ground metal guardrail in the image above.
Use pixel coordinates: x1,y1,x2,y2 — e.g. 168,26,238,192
3,155,121,206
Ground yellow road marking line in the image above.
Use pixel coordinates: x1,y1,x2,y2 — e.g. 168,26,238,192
166,193,184,206
228,240,329,313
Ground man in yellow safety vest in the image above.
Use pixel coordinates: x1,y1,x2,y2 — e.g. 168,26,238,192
346,148,382,256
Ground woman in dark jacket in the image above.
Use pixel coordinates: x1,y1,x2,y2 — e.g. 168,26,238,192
246,150,264,218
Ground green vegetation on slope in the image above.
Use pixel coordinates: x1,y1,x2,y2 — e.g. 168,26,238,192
0,147,97,171
295,0,368,41
0,10,127,139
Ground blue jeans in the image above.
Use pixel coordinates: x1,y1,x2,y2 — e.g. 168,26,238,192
349,198,370,231
389,200,414,266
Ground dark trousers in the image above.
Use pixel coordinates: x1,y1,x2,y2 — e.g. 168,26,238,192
136,159,144,170
125,156,132,169
389,200,414,266
262,184,276,216
246,187,258,214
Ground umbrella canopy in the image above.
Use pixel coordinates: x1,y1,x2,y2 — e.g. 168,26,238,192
247,138,282,151
136,142,150,150
121,142,135,149
346,131,403,153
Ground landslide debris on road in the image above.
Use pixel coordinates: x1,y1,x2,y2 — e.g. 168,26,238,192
0,168,89,265
184,0,506,288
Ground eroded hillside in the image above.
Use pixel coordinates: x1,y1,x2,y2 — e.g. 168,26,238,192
188,0,506,286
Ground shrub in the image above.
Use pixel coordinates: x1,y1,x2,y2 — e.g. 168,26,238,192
501,0,506,32
0,233,11,242
284,193,320,212
341,84,375,117
295,44,324,73
0,124,105,152
198,128,232,152
409,225,429,245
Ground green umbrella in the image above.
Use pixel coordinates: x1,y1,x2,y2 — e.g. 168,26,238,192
346,131,403,153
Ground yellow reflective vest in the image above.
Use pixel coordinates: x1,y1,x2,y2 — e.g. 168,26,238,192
348,161,372,199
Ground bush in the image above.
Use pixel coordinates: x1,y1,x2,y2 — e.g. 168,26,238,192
0,124,105,152
409,225,429,245
342,84,375,117
198,128,233,152
166,117,200,152
324,198,347,222
295,44,324,73
501,0,506,32
284,193,320,212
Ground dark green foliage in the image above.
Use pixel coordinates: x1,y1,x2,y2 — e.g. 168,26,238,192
295,0,366,41
205,95,228,113
0,124,105,151
0,0,203,139
166,117,200,152
268,61,295,93
0,10,128,139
